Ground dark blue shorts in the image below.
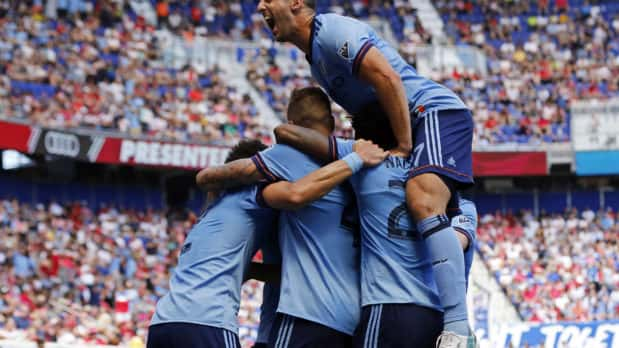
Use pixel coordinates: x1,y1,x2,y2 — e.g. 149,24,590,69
408,109,474,188
268,313,353,348
147,322,239,348
353,303,443,348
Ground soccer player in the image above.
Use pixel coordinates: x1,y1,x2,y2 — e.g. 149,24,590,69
275,104,480,348
257,1,475,345
148,140,277,348
196,87,387,347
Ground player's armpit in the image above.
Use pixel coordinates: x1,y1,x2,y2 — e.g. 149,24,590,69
244,262,281,283
357,47,412,154
273,124,333,162
195,158,264,192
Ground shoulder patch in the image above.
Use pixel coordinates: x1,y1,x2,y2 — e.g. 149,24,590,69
338,41,350,59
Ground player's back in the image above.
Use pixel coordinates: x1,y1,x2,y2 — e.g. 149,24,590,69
151,186,276,334
308,13,466,116
253,144,360,335
332,139,441,310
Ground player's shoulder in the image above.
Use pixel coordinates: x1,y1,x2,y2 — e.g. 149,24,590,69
316,13,370,33
261,143,312,161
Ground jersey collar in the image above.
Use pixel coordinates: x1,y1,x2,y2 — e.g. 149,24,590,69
305,15,317,64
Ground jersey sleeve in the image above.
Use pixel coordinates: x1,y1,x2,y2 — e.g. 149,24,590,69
251,144,293,183
319,17,374,76
335,138,355,160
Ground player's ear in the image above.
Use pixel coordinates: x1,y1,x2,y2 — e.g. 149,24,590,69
290,0,303,11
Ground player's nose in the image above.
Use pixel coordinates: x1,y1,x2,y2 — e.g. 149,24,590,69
256,0,266,12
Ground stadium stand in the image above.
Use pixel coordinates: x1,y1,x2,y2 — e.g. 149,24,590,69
0,197,264,347
433,0,619,144
6,0,614,145
476,209,619,322
0,1,273,146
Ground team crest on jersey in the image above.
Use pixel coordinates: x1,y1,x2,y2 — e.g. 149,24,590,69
180,242,192,255
338,41,350,59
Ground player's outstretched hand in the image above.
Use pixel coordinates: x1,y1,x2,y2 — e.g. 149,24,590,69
354,139,388,167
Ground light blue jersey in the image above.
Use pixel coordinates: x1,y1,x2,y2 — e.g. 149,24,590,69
331,137,442,311
256,229,281,344
252,144,361,335
307,13,467,116
151,186,276,334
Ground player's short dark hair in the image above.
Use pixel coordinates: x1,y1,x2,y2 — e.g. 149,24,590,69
287,86,334,132
304,0,316,10
352,102,398,150
225,140,267,163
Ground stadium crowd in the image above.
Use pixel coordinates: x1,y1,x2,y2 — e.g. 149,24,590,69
0,198,264,347
477,208,619,322
432,0,619,144
0,0,273,146
5,0,619,145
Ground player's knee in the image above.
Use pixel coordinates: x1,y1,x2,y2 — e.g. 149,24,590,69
407,194,439,221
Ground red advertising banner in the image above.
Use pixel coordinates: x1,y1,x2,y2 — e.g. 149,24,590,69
0,119,548,175
473,152,548,176
0,120,31,153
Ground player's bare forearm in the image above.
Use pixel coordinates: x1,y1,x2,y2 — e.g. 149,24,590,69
244,262,281,283
359,47,412,154
263,140,386,210
263,160,353,210
274,124,332,162
195,158,263,191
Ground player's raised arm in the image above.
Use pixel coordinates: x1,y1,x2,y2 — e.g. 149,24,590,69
357,47,412,156
274,124,333,162
262,140,386,210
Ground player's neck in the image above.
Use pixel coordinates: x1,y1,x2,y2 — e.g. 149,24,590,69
290,12,314,55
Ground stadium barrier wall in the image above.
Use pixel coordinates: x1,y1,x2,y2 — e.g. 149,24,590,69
0,119,549,176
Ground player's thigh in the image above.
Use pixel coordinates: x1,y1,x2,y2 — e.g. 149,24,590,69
147,323,238,348
354,304,442,348
405,173,452,220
